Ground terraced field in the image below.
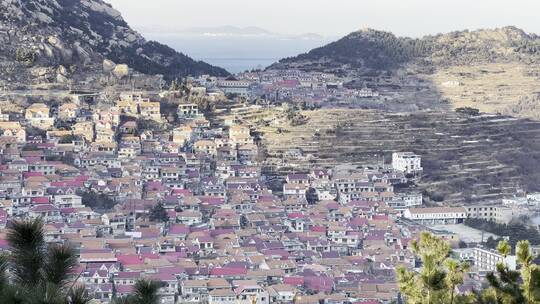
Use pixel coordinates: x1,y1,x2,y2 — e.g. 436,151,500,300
427,63,540,120
227,107,540,205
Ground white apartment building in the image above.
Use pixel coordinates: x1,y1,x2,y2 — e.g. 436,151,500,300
472,247,516,272
388,192,423,210
177,103,201,119
403,207,467,225
217,76,251,97
53,194,83,209
465,205,519,224
283,183,308,199
392,152,423,175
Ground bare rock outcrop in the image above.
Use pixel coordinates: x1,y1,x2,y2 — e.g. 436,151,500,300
0,0,229,86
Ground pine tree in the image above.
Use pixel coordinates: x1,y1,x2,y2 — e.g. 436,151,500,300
113,280,162,304
397,232,473,304
0,218,91,303
483,240,540,304
149,202,169,223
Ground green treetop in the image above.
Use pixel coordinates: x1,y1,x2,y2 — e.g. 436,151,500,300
397,232,474,304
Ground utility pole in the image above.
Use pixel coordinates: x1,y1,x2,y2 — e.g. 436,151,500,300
481,230,484,244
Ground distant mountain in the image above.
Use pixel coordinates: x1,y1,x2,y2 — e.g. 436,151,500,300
295,33,326,41
179,26,274,37
146,25,326,41
0,0,229,85
270,26,540,74
143,26,332,73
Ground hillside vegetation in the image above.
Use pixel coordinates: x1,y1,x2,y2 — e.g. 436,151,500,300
271,26,540,120
272,27,539,74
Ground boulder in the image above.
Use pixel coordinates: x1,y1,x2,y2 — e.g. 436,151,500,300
56,73,69,83
57,65,68,76
112,64,129,79
31,67,52,77
103,59,116,72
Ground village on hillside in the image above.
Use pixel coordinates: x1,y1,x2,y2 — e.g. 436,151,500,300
0,70,540,304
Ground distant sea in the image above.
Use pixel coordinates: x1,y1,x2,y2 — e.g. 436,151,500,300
145,33,333,74
199,58,279,73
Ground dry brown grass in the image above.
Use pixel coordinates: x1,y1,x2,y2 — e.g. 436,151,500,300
426,63,540,119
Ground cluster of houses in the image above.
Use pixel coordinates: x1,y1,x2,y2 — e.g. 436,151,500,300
0,91,533,304
189,69,380,106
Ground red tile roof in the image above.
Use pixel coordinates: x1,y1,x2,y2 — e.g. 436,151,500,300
116,254,144,265
210,267,247,276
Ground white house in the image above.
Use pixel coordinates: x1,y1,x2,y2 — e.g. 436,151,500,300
208,289,237,304
392,152,423,175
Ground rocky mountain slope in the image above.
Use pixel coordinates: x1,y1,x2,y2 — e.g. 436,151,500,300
271,26,540,74
0,0,228,85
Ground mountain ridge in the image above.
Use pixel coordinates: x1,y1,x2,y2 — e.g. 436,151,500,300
0,0,229,85
270,26,540,74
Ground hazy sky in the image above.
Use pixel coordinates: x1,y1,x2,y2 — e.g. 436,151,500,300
106,0,540,37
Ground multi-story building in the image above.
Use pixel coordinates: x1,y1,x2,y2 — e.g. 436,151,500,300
465,205,519,224
472,247,516,271
403,207,467,224
388,192,423,210
25,103,55,129
0,121,26,143
229,125,252,146
138,102,161,121
177,104,201,120
217,76,251,97
392,152,423,175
